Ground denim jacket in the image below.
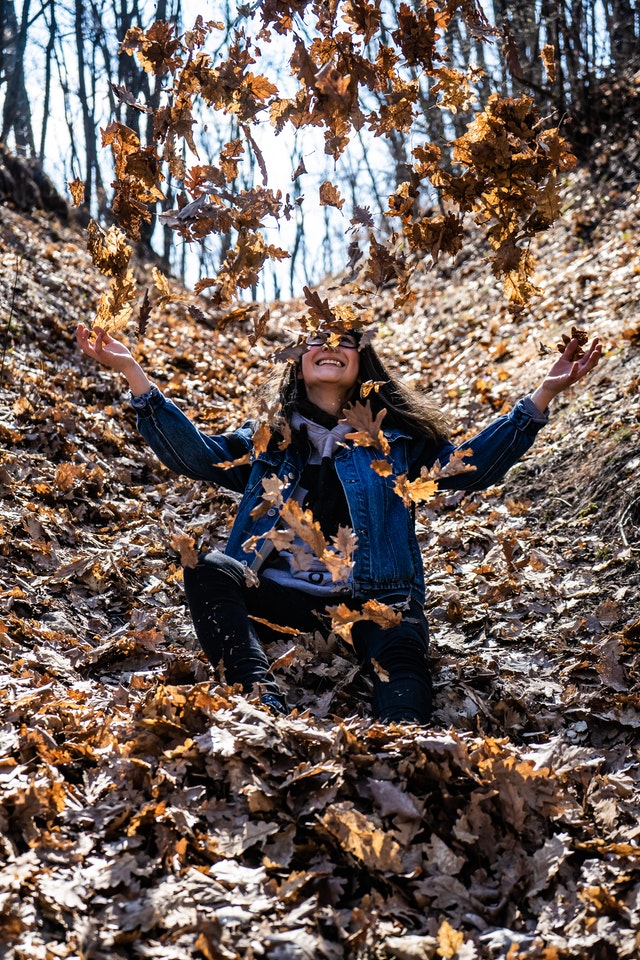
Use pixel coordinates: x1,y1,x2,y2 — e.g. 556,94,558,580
132,387,547,603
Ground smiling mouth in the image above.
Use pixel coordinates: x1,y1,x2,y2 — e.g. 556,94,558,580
317,358,343,367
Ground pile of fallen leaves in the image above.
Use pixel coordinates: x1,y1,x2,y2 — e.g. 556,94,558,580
1,169,640,959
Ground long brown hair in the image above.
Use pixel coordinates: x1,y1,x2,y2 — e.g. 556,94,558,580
265,339,450,443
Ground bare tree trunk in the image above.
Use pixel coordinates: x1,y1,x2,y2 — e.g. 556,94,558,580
0,0,7,84
74,0,97,204
608,0,639,67
145,0,169,141
39,0,56,162
1,0,36,155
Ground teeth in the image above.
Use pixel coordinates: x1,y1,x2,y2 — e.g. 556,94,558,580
318,359,342,366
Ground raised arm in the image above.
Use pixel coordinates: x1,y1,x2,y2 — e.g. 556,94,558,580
76,323,152,397
530,336,602,413
76,322,255,491
421,334,603,492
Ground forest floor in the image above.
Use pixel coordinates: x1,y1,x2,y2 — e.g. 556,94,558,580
1,165,639,959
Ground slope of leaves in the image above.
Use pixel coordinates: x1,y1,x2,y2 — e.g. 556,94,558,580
1,172,640,959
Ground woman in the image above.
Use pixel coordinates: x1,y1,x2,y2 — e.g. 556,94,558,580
76,322,601,723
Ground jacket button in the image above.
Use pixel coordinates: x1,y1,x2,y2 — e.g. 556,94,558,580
267,508,278,517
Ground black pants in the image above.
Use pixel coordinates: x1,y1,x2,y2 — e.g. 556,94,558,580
182,551,432,724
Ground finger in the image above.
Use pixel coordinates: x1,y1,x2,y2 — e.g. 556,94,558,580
567,360,580,382
579,339,602,368
76,325,93,353
98,326,115,345
581,348,601,374
77,323,99,352
573,350,601,382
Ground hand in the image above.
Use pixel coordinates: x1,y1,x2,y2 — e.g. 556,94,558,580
76,323,153,395
531,336,602,413
76,323,135,373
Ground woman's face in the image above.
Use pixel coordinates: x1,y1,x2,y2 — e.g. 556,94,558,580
299,333,360,396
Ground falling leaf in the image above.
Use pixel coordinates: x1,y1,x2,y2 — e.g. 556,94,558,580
249,308,270,346
361,598,402,629
314,58,351,102
327,597,402,643
556,326,589,357
121,20,183,76
279,499,328,559
170,532,199,568
249,616,301,636
433,448,476,480
137,287,152,336
371,658,390,682
394,472,438,507
86,220,132,277
250,473,286,519
323,526,358,582
319,180,345,211
431,65,482,114
67,179,86,206
341,400,390,455
351,205,375,229
252,422,273,456
109,81,152,113
302,285,337,324
291,156,307,180
360,380,385,398
541,44,557,83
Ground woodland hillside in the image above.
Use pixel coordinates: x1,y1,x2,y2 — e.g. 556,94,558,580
1,165,640,958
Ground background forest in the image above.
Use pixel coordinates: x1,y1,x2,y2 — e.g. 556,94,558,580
2,0,640,299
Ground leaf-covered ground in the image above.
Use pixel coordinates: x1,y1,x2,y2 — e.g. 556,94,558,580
1,170,640,959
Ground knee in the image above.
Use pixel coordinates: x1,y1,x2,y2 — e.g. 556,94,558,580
183,549,248,594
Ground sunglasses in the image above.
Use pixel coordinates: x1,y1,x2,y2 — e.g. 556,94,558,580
305,333,359,350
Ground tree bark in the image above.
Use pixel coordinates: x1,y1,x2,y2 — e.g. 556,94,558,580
39,0,56,162
1,0,36,155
